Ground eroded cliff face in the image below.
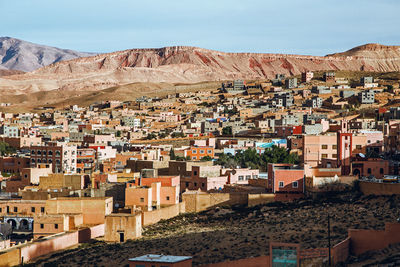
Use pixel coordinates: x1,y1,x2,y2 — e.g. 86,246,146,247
1,44,400,94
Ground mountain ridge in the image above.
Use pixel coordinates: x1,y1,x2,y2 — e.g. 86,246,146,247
1,40,400,95
0,37,95,72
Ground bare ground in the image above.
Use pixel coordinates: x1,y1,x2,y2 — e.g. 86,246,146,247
26,192,400,267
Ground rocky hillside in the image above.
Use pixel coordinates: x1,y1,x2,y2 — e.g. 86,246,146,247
1,43,400,95
0,37,94,72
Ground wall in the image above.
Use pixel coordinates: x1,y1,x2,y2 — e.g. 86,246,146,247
0,224,105,266
182,192,248,213
332,237,350,265
359,181,400,195
20,231,79,263
142,202,185,226
349,223,400,256
248,194,275,207
0,246,20,267
199,256,270,267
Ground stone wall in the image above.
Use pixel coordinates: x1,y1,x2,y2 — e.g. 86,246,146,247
142,202,185,226
359,181,400,195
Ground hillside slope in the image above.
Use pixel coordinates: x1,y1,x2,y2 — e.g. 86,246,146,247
1,43,400,95
0,37,95,72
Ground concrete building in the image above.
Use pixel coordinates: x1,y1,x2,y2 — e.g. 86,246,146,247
323,72,335,82
359,90,375,104
105,213,142,242
285,78,297,89
30,143,77,173
301,71,314,83
128,255,192,267
267,163,304,194
0,126,19,138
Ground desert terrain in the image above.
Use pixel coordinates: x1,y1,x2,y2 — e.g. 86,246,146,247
26,192,400,266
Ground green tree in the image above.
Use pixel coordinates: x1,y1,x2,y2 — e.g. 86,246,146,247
116,130,121,137
200,156,213,161
170,149,176,160
0,142,15,156
222,126,232,136
145,133,157,140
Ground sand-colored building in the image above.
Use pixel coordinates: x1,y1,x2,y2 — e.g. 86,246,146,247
104,213,142,242
45,197,113,225
38,173,85,191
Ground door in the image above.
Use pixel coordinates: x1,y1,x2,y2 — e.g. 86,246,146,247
119,232,124,242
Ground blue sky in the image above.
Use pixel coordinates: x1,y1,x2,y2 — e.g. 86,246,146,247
1,0,399,55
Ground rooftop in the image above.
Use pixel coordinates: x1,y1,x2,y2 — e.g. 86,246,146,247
128,254,192,263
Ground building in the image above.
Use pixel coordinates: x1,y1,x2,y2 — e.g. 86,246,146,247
128,255,192,267
105,213,142,242
0,126,19,137
361,76,374,85
301,71,314,83
267,163,304,194
306,96,323,108
285,78,297,89
184,146,214,161
30,143,77,173
323,72,335,82
359,90,375,104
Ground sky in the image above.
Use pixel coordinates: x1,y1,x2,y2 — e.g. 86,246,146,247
1,0,399,55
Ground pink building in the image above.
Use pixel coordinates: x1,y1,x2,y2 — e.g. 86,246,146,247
224,168,259,184
180,165,227,192
267,164,304,194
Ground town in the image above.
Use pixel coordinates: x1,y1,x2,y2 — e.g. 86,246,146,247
0,70,400,266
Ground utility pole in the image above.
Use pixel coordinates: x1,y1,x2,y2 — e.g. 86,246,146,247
328,214,331,266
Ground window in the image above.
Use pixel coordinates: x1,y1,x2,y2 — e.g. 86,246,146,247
31,207,35,212
207,150,212,154
356,145,362,149
380,168,384,174
185,182,189,187
41,207,45,213
166,196,170,201
322,145,328,149
14,207,17,212
279,181,284,188
193,171,198,176
199,150,205,154
367,168,371,174
292,181,298,188
55,224,58,229
48,151,53,156
332,145,337,149
194,182,197,187
253,175,258,179
140,198,144,203
202,183,205,188
31,150,35,155
40,224,44,229
192,156,197,160
246,175,251,180
192,150,197,154
321,154,328,159
238,175,244,181
332,154,337,158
